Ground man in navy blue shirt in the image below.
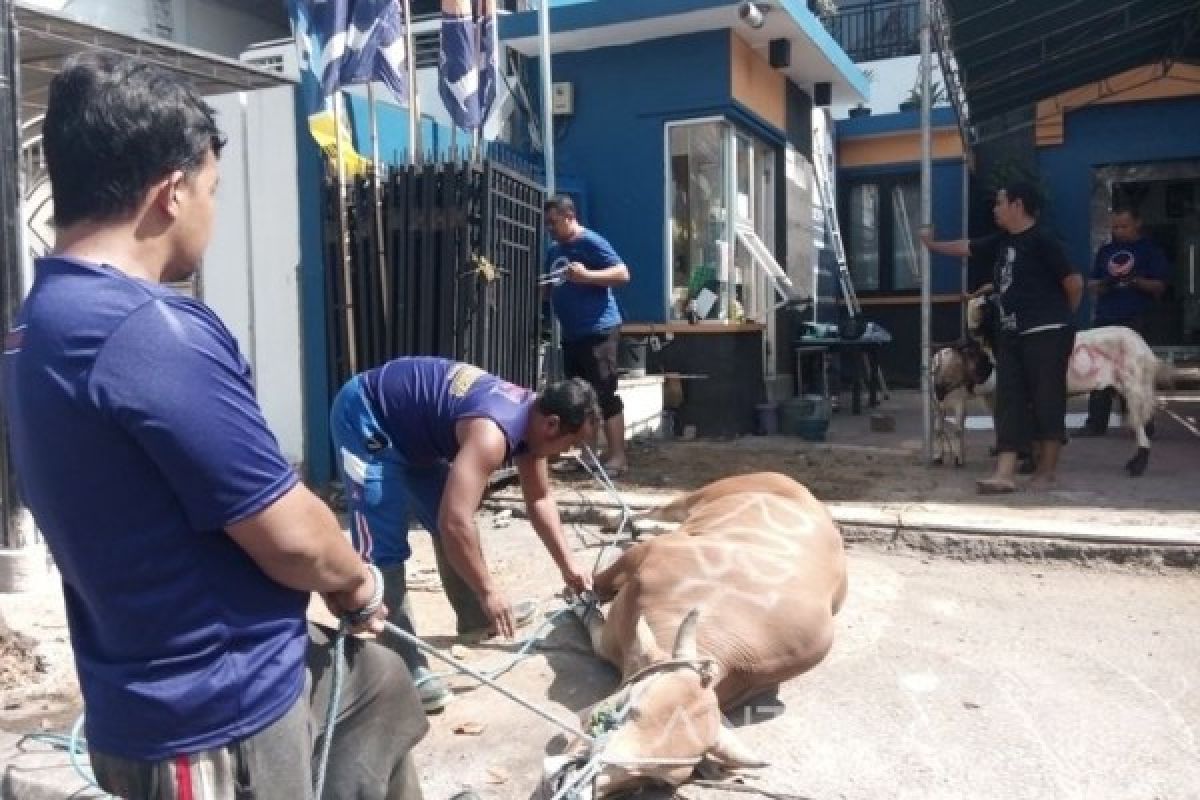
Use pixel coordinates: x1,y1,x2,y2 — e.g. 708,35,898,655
331,359,597,711
544,196,631,474
2,54,428,799
1077,207,1168,436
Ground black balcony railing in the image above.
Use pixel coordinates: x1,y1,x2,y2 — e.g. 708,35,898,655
823,0,920,63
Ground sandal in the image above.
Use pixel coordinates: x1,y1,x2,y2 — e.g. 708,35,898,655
976,478,1016,495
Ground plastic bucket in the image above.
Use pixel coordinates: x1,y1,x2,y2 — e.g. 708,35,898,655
755,403,780,436
618,336,649,378
780,395,831,441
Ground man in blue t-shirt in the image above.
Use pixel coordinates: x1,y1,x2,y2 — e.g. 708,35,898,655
2,54,429,798
330,359,596,711
544,196,631,474
1077,207,1169,436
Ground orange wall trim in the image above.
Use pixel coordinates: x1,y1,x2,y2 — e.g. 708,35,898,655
730,32,786,131
1036,63,1200,147
839,129,964,168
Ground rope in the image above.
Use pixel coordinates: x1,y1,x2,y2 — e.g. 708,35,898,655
313,626,348,799
382,621,595,743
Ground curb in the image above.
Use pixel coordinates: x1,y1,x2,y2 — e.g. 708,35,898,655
482,497,1200,569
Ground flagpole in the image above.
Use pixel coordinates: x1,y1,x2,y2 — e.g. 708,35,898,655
367,82,390,345
537,0,560,383
537,0,555,197
403,0,420,164
333,94,359,377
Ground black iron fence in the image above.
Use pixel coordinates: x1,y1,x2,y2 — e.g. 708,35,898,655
823,0,919,63
322,155,544,399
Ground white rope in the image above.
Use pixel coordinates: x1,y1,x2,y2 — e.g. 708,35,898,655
383,621,594,743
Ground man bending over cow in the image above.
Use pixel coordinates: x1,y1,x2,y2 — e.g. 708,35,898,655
922,182,1083,493
331,357,595,711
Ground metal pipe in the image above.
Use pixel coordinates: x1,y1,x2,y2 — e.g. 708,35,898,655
919,0,933,465
238,93,259,384
537,0,555,197
332,94,358,376
0,0,31,548
367,82,390,344
402,0,419,164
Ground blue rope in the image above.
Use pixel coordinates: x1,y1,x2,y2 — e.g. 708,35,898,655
313,624,348,799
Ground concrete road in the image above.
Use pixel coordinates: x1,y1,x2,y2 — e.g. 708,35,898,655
408,540,1200,800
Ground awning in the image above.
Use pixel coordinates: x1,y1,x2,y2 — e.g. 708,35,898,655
15,1,291,122
940,0,1200,142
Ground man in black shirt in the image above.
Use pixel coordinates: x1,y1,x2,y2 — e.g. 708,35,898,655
922,182,1083,492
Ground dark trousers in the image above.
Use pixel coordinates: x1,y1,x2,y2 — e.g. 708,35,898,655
90,623,428,800
1084,316,1146,433
994,326,1076,454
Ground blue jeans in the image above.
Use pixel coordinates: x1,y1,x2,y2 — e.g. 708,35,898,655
329,377,487,652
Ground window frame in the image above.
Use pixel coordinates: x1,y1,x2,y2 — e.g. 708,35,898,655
840,171,923,296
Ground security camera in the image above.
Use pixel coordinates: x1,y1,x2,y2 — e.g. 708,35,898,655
738,1,766,29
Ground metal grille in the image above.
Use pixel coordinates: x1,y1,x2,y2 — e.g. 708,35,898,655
823,0,920,63
323,157,544,398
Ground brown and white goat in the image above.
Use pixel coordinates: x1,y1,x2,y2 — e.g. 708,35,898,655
932,296,1162,476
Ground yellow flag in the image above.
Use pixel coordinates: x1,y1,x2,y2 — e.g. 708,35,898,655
307,109,372,177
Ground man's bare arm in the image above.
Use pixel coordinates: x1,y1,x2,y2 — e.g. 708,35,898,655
515,454,591,593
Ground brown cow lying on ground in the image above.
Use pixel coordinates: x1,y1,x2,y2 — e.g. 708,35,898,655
548,472,847,797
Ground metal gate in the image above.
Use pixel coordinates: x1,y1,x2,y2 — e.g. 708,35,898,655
323,156,544,397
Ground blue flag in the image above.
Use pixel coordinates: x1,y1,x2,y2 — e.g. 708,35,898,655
287,0,410,112
438,0,497,130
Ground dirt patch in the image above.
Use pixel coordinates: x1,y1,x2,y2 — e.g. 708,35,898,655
555,439,927,503
0,629,44,692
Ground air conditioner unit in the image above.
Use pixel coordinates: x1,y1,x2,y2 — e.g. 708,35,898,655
239,39,301,81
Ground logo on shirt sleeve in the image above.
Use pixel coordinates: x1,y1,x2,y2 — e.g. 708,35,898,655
448,363,485,397
490,380,530,405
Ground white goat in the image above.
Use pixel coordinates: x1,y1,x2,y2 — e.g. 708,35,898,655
932,296,1162,476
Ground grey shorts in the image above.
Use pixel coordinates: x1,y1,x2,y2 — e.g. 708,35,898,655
89,623,427,800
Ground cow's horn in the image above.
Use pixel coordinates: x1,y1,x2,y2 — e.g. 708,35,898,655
634,614,659,657
672,607,701,660
709,726,768,769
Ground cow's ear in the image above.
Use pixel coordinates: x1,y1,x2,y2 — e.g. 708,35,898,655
672,607,701,659
708,726,768,769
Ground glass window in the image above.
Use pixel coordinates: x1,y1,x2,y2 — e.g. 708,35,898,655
669,121,727,319
891,181,921,291
846,183,880,291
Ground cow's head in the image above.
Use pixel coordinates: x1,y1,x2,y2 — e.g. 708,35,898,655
560,610,766,797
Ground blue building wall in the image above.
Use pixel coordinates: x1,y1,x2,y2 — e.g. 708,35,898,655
1038,96,1200,282
542,30,733,323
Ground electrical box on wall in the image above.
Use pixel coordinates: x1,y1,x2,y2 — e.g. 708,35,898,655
552,82,574,115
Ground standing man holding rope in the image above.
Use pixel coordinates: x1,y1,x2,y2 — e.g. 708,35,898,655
330,358,597,711
2,54,430,798
543,196,631,476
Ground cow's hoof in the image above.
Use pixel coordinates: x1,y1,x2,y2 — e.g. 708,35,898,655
1125,448,1150,477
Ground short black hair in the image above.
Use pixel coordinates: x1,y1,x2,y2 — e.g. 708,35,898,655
537,377,600,433
544,195,577,218
43,53,226,227
1111,205,1141,220
998,181,1041,217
